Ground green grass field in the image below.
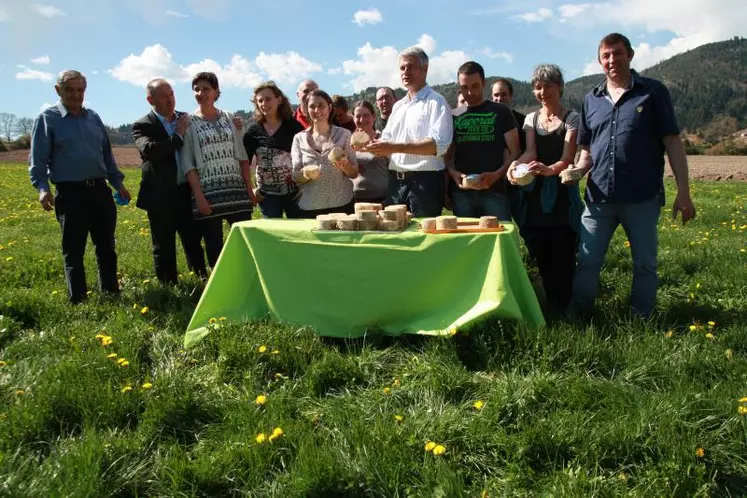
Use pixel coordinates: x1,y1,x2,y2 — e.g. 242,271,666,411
0,163,745,497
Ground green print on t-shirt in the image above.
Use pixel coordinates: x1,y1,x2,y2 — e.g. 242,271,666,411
455,112,496,143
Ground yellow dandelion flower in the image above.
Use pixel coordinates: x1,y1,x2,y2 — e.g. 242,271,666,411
707,321,716,327
141,382,153,390
95,333,106,339
255,433,267,444
726,349,733,360
424,441,436,452
448,326,458,336
383,387,391,395
269,427,284,441
394,414,404,423
695,447,705,458
189,358,199,365
219,316,227,321
142,279,151,285
738,397,747,403
15,389,25,395
618,473,628,482
432,444,446,456
140,306,149,315
689,324,698,332
481,491,488,498
696,282,701,289
623,241,631,248
705,333,715,340
5,256,13,262
86,290,92,296
274,372,287,380
51,290,58,296
738,406,747,416
473,400,485,411
132,303,139,310
392,378,401,387
116,358,126,365
209,317,217,324
101,336,113,346
121,386,133,393
255,394,267,406
271,349,280,355
120,360,130,367
664,330,673,338
0,360,6,367
258,345,267,353
107,353,117,359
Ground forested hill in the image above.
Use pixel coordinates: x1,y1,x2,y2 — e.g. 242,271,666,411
347,37,747,136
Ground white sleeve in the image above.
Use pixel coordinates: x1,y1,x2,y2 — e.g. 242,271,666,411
427,96,453,157
522,112,535,131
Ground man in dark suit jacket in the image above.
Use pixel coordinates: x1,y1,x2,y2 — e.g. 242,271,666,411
133,78,206,283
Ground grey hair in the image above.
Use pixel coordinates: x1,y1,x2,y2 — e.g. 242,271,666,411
57,70,86,88
399,46,429,67
146,78,170,96
531,64,565,96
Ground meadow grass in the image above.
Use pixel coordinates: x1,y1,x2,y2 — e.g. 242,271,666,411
0,163,745,497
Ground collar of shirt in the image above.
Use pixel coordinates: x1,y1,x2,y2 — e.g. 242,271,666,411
593,70,639,98
404,85,432,103
57,101,87,118
154,110,179,135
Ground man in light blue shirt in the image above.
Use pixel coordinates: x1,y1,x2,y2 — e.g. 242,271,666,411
29,70,130,303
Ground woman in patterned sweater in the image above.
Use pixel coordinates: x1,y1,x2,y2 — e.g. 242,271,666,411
180,71,254,268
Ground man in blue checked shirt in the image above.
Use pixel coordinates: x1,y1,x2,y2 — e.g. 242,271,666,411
132,78,206,284
567,33,696,319
29,70,130,304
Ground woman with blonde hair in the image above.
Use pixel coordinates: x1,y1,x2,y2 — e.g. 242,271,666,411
243,81,305,218
507,64,582,311
291,89,358,217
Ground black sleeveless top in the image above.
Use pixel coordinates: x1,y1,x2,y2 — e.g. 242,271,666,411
526,110,572,227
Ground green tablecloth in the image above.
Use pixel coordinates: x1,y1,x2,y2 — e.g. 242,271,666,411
184,219,544,347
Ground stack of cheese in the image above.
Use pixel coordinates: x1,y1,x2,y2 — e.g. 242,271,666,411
420,215,500,232
315,203,412,231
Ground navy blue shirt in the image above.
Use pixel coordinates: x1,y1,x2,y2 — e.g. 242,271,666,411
29,102,124,193
578,71,679,204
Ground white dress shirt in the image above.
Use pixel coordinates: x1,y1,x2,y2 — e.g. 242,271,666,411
380,85,453,172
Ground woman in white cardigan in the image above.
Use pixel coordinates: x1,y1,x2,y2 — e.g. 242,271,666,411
180,71,254,268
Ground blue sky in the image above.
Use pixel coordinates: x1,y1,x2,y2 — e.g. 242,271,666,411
1,0,744,127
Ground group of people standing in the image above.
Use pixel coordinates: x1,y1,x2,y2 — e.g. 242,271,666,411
28,32,695,321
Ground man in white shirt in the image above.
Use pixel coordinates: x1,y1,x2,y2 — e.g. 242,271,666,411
364,47,453,217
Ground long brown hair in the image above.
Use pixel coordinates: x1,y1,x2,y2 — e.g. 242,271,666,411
252,81,293,124
304,89,335,127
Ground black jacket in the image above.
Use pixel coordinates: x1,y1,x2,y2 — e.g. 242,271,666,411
133,111,186,211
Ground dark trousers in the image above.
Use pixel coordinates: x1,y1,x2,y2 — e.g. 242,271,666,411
199,211,253,268
299,201,355,219
146,186,207,283
525,224,577,310
386,171,444,217
54,180,119,303
258,192,303,219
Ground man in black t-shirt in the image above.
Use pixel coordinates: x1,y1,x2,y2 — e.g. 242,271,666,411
446,62,520,220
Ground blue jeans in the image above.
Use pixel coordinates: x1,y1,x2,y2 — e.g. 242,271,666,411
450,189,511,221
571,195,662,318
258,192,302,219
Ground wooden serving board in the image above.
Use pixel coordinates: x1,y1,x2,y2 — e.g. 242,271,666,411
420,221,505,234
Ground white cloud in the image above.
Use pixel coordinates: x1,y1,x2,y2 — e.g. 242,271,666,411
30,55,50,65
31,4,68,18
340,34,470,92
109,44,322,89
0,9,9,22
352,8,383,27
513,7,552,23
558,3,590,18
91,70,99,75
183,55,262,89
165,10,189,18
16,66,55,82
327,67,343,75
109,44,186,86
254,52,323,85
481,48,513,63
569,0,747,73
